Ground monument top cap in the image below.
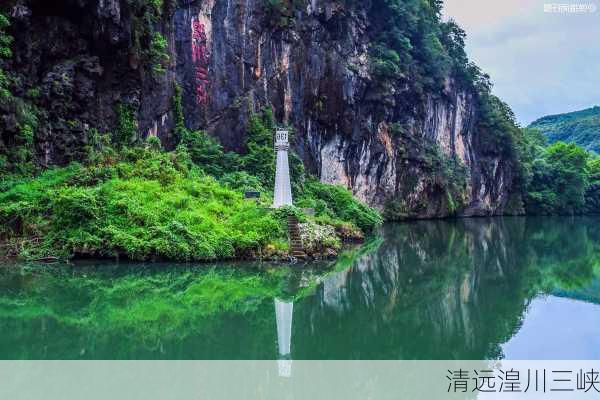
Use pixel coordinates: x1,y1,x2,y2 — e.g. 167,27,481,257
275,129,289,144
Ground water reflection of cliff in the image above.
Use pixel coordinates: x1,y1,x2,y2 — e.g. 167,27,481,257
291,217,600,359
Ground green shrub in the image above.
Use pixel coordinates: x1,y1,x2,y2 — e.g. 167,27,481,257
149,32,169,76
146,135,162,151
297,178,382,233
115,104,138,147
180,130,231,177
0,13,12,59
0,13,12,99
241,111,276,186
172,83,186,144
127,0,167,76
220,171,265,193
525,142,589,215
368,0,458,92
0,69,9,98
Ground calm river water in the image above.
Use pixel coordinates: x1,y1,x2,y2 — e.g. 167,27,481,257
1,217,600,360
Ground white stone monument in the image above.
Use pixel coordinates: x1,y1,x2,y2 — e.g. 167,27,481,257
272,129,293,208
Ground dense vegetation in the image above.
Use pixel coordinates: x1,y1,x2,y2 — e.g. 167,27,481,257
521,128,600,215
529,106,600,153
0,100,381,261
368,0,502,109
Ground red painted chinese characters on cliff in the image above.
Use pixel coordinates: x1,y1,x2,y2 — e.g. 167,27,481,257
191,19,209,105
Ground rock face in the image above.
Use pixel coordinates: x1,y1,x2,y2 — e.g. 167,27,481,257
1,0,523,218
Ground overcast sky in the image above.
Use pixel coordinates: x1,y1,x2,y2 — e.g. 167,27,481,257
443,0,600,125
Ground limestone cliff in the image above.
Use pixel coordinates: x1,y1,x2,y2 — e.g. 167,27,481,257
0,0,524,218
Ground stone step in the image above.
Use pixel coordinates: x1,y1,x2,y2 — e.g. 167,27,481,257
286,216,305,259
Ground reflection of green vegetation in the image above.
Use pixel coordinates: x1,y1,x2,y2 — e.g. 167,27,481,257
333,237,384,273
554,278,600,304
88,269,288,339
292,237,385,300
0,239,384,357
0,264,291,344
518,217,600,293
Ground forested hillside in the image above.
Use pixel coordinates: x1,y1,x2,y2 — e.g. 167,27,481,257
529,106,600,153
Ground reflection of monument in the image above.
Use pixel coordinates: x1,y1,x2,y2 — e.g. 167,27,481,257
274,298,293,377
273,130,293,208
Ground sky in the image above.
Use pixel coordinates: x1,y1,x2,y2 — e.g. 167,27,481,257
443,0,600,125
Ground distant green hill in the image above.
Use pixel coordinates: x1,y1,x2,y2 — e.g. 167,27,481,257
529,106,600,153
